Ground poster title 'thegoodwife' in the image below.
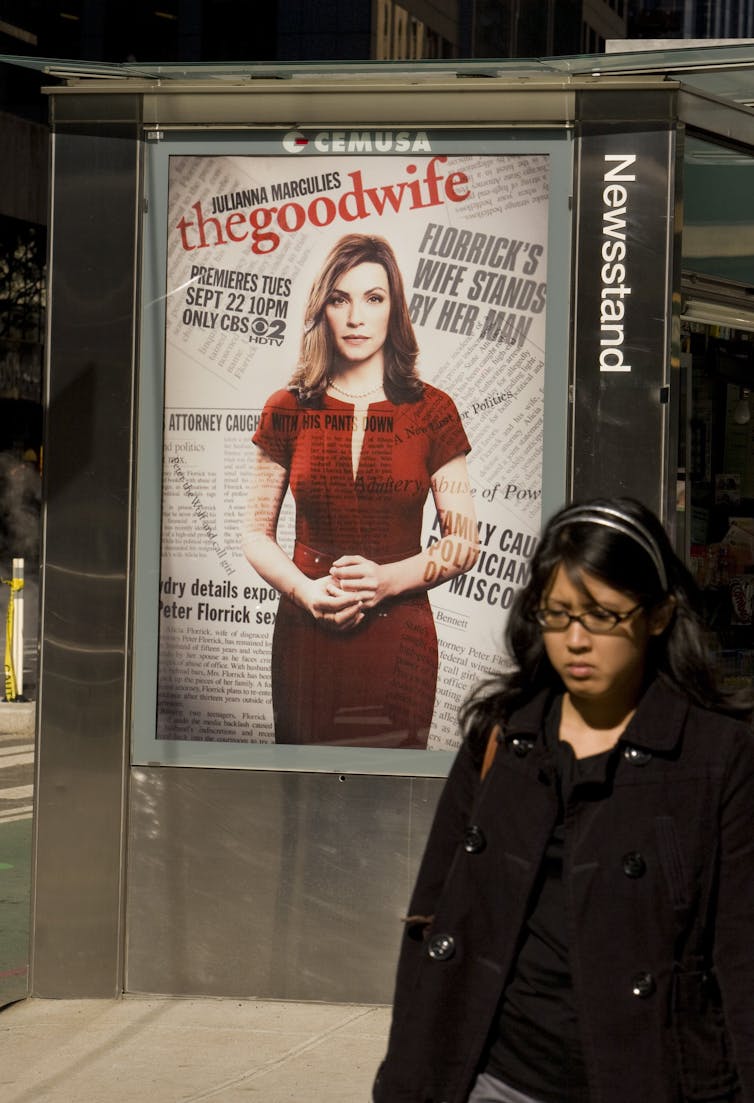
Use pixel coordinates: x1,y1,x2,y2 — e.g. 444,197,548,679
175,156,470,256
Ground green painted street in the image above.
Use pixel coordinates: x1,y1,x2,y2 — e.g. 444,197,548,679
0,723,33,1008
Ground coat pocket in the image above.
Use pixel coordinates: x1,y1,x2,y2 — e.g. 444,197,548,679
672,968,740,1101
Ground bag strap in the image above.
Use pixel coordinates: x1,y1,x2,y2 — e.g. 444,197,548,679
480,724,501,781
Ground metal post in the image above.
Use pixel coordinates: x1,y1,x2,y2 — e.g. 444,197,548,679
13,559,24,699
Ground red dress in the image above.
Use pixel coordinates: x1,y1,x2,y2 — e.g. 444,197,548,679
252,383,470,748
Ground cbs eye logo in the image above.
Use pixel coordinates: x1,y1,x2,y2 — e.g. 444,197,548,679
249,316,287,344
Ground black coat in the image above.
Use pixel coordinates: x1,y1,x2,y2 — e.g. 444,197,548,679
374,681,754,1103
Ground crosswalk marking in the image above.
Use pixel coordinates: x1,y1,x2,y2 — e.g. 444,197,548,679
0,732,34,826
0,807,32,823
0,785,33,801
0,752,34,768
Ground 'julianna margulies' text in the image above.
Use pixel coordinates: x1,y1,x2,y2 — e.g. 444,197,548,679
175,157,469,257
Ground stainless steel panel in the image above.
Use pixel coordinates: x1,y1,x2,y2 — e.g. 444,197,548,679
31,117,140,996
126,767,442,1002
47,74,679,137
139,86,579,129
570,102,676,511
49,81,580,129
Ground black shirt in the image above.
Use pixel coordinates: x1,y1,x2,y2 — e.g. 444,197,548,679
483,698,618,1103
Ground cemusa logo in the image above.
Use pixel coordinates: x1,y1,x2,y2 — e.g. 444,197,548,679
282,129,432,154
282,131,310,153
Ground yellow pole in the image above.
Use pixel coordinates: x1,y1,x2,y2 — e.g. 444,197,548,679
2,577,24,701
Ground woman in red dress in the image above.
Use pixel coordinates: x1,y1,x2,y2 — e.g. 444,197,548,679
244,233,479,747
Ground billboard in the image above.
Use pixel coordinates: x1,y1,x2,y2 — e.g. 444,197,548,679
156,134,549,756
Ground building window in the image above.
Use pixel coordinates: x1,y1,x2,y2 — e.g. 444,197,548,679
409,15,424,58
372,0,451,60
376,0,393,59
393,2,408,58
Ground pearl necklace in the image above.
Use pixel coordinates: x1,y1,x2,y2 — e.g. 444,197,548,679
327,378,384,400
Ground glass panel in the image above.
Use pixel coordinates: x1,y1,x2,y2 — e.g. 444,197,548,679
0,213,43,1006
132,129,574,776
0,479,40,1009
677,319,754,694
680,126,754,693
684,134,754,285
5,40,754,81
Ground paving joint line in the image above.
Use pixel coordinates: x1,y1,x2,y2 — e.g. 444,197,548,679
181,1005,380,1101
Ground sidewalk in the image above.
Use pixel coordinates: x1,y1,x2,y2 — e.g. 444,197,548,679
0,995,390,1101
0,704,389,1101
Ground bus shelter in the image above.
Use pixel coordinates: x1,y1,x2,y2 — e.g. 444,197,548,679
8,44,754,1000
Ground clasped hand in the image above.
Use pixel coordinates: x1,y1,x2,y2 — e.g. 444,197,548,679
303,556,387,632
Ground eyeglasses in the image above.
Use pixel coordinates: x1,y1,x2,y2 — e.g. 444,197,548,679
534,604,643,634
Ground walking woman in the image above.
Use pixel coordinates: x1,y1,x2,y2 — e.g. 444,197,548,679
374,497,754,1102
244,233,479,747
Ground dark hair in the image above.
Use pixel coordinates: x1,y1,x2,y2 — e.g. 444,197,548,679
288,233,422,406
461,496,753,743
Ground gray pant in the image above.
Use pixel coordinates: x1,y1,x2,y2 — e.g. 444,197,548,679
467,1072,546,1103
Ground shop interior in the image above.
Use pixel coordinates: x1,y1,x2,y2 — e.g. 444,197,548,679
679,304,754,691
679,126,754,691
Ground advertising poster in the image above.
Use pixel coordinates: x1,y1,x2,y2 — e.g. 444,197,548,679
157,138,548,753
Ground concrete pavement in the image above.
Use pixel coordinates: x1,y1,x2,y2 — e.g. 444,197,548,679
0,704,392,1101
0,995,390,1101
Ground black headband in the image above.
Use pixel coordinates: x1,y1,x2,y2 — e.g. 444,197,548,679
550,505,668,592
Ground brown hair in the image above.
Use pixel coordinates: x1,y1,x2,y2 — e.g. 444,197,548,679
288,233,422,405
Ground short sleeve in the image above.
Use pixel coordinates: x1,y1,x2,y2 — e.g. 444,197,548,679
252,389,299,470
423,386,471,475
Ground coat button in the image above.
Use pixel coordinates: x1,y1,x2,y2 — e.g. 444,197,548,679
464,826,486,854
631,971,656,998
511,738,533,758
427,933,455,962
622,851,647,878
623,744,652,767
